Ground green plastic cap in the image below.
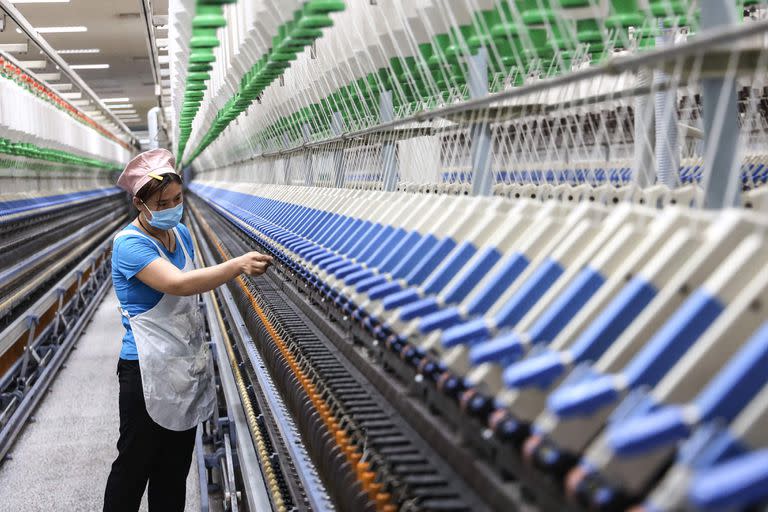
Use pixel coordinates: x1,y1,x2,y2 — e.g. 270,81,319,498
304,0,346,15
298,14,334,29
192,6,226,29
187,71,211,81
190,30,220,48
190,51,216,63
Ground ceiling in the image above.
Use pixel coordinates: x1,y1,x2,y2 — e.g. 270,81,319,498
0,0,168,139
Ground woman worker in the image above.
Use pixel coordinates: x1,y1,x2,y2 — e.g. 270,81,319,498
103,149,272,512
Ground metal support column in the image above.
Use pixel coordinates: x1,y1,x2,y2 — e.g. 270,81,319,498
282,133,292,185
701,1,741,208
469,49,494,196
331,112,345,188
654,24,680,188
302,123,314,186
380,91,398,191
634,68,656,187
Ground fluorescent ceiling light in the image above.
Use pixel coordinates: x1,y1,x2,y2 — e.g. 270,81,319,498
112,109,137,114
102,97,130,103
0,43,29,52
18,60,47,69
70,100,91,106
50,83,73,91
57,48,100,54
106,103,133,109
61,92,82,100
70,64,109,70
38,26,87,33
18,26,87,33
36,72,61,81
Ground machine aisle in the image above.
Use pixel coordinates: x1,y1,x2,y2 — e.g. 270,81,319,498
0,290,201,512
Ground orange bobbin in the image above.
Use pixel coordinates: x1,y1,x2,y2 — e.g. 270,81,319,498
348,451,362,466
335,430,348,449
375,492,392,511
367,481,382,500
360,470,376,491
356,461,371,479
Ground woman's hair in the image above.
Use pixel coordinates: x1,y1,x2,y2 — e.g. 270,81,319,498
135,173,183,203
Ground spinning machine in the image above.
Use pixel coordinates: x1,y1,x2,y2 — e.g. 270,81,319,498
2,0,768,511
173,0,768,511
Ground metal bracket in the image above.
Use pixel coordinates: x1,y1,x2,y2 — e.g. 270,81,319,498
195,425,211,512
25,315,39,329
223,431,241,512
701,0,741,208
17,317,39,387
380,91,398,191
468,49,494,196
331,111,345,188
301,123,314,186
52,289,67,338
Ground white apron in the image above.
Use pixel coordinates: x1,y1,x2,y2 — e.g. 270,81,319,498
114,227,216,431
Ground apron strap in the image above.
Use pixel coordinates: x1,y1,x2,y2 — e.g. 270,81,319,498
172,227,195,269
114,229,170,262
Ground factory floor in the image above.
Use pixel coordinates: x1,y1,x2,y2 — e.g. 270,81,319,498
0,289,201,512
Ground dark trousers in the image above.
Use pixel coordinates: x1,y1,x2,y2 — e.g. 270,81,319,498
103,359,197,512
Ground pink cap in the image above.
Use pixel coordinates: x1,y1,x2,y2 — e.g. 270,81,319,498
116,148,178,196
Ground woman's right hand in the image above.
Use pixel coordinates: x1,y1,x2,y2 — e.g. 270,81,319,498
237,251,273,276
135,249,275,296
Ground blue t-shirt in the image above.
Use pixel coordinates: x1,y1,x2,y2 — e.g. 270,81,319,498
111,223,195,360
